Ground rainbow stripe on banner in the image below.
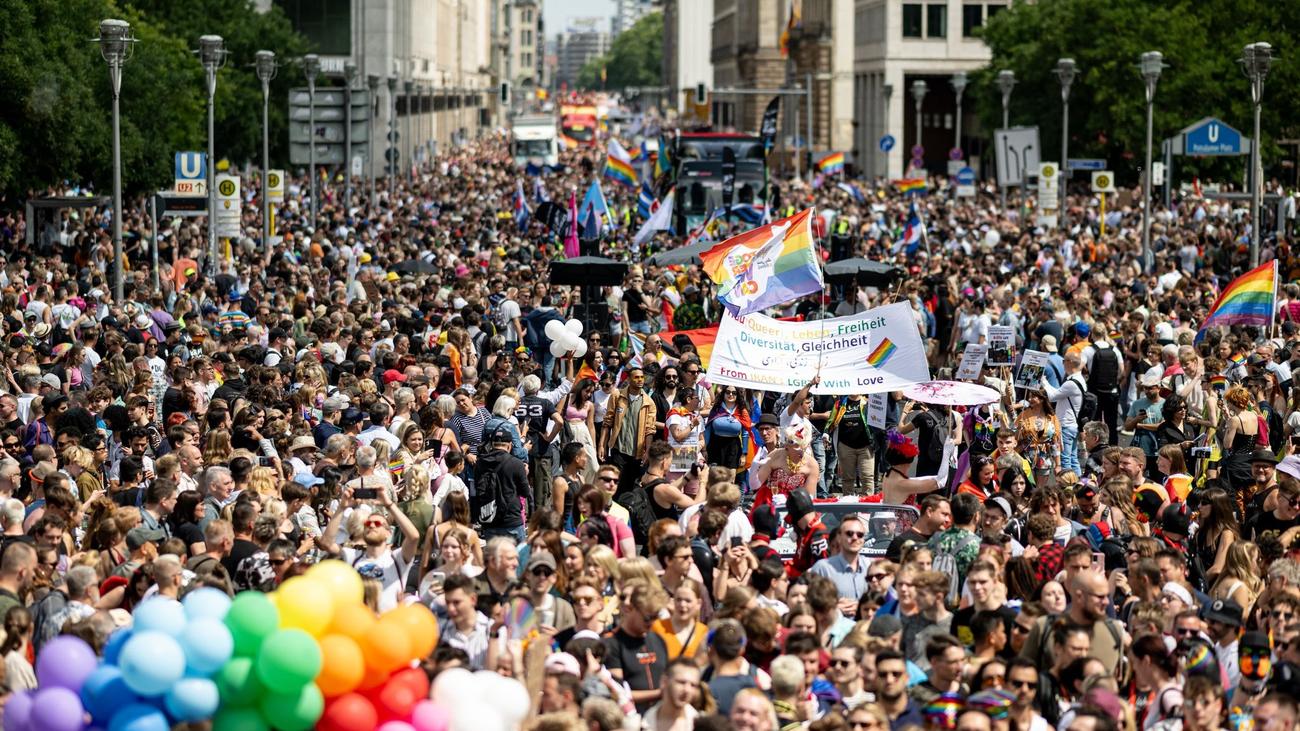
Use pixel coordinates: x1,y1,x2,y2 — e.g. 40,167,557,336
1197,260,1277,340
896,178,927,194
867,338,897,367
817,152,845,174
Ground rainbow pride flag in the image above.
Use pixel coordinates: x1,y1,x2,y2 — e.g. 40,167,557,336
867,338,897,367
700,208,825,317
817,152,845,175
1197,261,1277,340
896,178,928,194
604,139,637,189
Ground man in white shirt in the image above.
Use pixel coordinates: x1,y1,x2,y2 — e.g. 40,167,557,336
356,401,401,451
1042,352,1086,475
318,485,419,611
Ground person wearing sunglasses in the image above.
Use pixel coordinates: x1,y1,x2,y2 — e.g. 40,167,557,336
522,551,575,634
808,514,871,610
318,484,420,612
1245,468,1300,541
829,643,872,711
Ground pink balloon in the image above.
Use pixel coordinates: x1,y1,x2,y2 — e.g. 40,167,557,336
377,722,417,731
411,701,450,731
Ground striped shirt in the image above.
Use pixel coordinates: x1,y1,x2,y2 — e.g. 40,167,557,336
218,309,250,331
449,408,488,457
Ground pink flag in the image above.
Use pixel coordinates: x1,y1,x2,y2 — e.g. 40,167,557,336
564,190,580,258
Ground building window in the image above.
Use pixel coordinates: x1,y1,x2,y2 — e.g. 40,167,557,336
962,4,982,35
927,4,947,37
523,52,532,67
524,8,533,22
275,0,351,55
902,4,923,37
522,29,532,45
986,3,1005,19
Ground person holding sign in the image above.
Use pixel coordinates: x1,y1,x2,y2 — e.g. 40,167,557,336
1014,391,1062,487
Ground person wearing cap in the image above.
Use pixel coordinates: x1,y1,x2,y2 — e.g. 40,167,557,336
473,421,531,542
747,413,782,495
1200,598,1244,689
523,551,575,633
538,656,583,715
318,477,420,612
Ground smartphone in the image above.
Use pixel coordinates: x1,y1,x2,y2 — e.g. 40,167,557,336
425,437,443,453
429,571,445,593
354,488,379,500
1091,552,1105,574
258,456,274,467
730,536,743,549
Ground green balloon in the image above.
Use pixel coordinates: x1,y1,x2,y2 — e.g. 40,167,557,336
255,628,323,694
215,656,264,706
225,591,280,657
213,706,271,731
259,683,324,731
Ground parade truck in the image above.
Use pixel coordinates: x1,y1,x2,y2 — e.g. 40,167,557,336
558,104,600,149
674,132,767,230
510,115,559,169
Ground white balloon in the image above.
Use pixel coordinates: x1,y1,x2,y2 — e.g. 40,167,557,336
452,706,505,731
550,340,569,358
564,318,584,336
544,320,565,340
432,667,475,706
571,340,588,359
489,676,531,725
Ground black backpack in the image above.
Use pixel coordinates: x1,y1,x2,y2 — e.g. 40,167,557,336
614,483,658,554
1070,375,1100,423
473,467,509,526
1088,345,1121,393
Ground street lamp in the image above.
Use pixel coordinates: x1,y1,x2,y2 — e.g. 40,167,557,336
996,70,1016,210
404,79,415,181
303,54,320,227
910,79,927,176
367,74,379,204
1241,42,1273,267
1053,58,1077,232
197,35,227,276
255,50,276,254
343,61,357,210
1139,51,1165,274
951,71,967,162
881,83,893,180
94,19,135,302
387,76,398,185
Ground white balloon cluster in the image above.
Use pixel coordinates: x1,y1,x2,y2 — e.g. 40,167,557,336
432,667,530,731
545,318,588,359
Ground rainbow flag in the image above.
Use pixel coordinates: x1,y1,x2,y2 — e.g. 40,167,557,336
1197,261,1277,340
1229,353,1246,368
1209,374,1228,389
817,152,845,175
896,178,927,194
604,139,637,189
388,459,406,481
700,208,825,317
867,338,897,367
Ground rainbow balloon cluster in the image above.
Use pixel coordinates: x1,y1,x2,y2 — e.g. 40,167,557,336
212,559,442,731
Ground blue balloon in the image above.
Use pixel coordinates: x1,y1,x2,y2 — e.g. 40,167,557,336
102,628,133,665
107,704,169,731
164,678,219,722
118,631,186,697
81,666,140,723
179,617,233,674
4,689,33,731
182,587,232,621
132,597,187,637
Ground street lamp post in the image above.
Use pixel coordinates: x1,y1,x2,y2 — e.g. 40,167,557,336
1241,42,1273,267
996,70,1016,210
343,61,357,210
404,80,415,181
951,71,967,160
910,80,927,176
94,19,135,302
1139,51,1165,275
881,83,892,179
303,54,320,227
367,74,379,204
255,50,276,254
387,77,398,184
1053,58,1077,232
197,35,227,276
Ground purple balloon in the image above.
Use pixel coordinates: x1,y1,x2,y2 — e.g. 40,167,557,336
4,689,33,731
31,687,86,731
37,636,98,691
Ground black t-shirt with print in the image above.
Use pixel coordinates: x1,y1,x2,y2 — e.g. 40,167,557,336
604,628,667,713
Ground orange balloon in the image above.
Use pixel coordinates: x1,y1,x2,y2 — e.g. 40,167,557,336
381,605,438,661
327,602,378,647
360,618,411,675
355,661,391,692
316,634,366,697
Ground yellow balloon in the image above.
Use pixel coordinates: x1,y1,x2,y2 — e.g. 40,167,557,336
276,576,336,636
305,560,365,606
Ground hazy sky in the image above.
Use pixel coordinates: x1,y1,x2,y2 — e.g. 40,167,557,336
544,0,616,37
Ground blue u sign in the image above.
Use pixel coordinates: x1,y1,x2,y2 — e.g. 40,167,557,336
1183,118,1244,156
174,152,207,181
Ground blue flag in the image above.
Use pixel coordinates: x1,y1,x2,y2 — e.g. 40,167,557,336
637,179,656,220
578,180,611,237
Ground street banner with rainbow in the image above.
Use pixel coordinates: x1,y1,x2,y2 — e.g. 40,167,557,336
1196,260,1278,341
700,208,824,317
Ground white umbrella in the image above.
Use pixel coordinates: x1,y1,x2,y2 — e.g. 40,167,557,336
902,380,1001,406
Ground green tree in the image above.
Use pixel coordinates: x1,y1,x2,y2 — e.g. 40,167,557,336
577,12,663,92
976,0,1300,185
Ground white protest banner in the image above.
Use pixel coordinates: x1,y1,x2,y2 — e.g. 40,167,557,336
706,302,930,395
1015,350,1050,391
866,393,887,429
987,326,1016,366
956,344,987,380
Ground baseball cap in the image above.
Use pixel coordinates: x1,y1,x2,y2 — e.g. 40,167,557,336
488,424,514,444
383,369,407,385
126,527,167,551
525,551,557,573
986,496,1013,518
1201,598,1244,627
544,652,581,677
867,613,902,638
293,472,325,488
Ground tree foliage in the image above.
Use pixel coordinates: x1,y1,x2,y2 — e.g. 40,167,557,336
0,0,310,198
975,0,1300,185
577,12,663,92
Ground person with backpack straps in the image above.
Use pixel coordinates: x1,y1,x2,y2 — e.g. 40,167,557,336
926,492,984,607
1018,570,1129,677
1042,351,1088,476
1082,330,1124,444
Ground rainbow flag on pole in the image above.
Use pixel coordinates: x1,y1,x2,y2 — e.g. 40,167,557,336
896,178,928,195
1197,260,1277,340
700,208,825,317
604,139,637,189
817,152,845,175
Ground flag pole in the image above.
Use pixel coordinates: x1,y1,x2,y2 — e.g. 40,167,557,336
914,192,933,259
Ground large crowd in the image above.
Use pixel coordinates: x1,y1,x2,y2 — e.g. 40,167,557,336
0,125,1297,731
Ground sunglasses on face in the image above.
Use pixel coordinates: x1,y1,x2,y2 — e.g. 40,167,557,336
842,530,865,539
1009,679,1038,689
530,567,555,578
364,519,388,529
829,659,856,669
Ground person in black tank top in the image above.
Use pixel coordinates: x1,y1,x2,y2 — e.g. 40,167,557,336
552,443,588,532
643,441,702,522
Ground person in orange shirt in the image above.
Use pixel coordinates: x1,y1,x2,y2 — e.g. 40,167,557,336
956,454,997,502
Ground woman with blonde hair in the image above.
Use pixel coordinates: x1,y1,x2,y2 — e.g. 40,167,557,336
1210,540,1263,611
583,545,620,597
246,466,279,497
616,556,658,590
63,445,100,502
754,426,820,508
1220,385,1262,499
203,429,233,465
